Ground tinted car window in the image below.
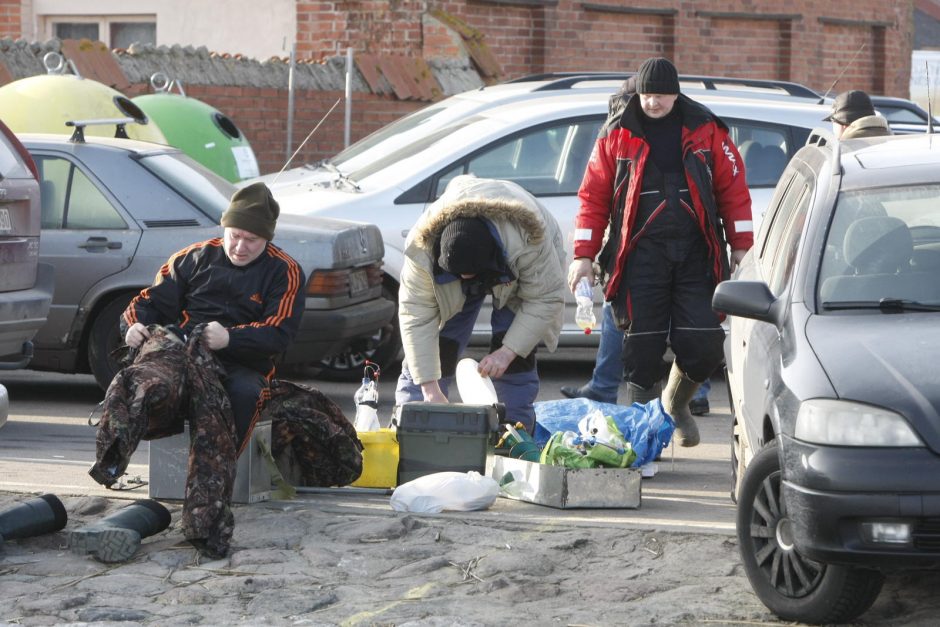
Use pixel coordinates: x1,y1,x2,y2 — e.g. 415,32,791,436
768,185,811,294
759,177,809,281
434,117,603,198
36,156,126,229
818,184,940,305
726,119,799,188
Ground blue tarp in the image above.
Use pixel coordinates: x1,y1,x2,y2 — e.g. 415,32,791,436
533,398,674,467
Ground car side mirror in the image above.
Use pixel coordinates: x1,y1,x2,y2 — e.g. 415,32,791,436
712,280,782,326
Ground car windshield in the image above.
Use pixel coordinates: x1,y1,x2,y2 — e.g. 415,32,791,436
331,99,480,173
346,117,482,182
137,152,236,222
818,184,940,308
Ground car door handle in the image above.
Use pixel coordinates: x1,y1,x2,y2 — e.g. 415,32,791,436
401,229,410,238
78,237,122,251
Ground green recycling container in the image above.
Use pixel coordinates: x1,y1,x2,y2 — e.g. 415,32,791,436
132,93,259,182
0,74,166,143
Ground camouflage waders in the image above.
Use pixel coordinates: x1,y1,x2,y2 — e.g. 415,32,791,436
266,379,363,487
90,324,237,558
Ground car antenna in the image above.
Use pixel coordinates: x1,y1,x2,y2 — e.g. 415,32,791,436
926,61,935,135
272,98,342,185
819,43,866,102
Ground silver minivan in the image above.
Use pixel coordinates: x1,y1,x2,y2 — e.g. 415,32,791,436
0,119,54,428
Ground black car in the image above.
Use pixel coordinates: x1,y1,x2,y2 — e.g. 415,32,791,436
713,131,940,623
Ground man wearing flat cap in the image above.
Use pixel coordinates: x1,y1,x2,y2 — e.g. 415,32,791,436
570,56,753,447
396,175,566,433
825,89,892,140
91,182,304,558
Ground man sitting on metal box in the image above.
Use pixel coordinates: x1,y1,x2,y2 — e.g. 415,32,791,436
395,175,566,433
88,182,305,560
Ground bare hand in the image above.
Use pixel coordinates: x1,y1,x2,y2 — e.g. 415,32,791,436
729,249,747,274
124,322,151,349
478,346,517,379
204,321,230,350
567,258,594,293
420,380,448,403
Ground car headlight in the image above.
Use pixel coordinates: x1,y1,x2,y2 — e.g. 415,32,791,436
794,399,923,447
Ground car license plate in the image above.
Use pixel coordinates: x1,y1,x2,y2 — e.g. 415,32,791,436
349,269,369,295
0,208,10,231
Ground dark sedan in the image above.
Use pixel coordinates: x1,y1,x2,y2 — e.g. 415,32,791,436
713,131,940,624
20,124,394,389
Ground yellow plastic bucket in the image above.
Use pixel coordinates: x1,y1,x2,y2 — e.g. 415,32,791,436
352,428,399,488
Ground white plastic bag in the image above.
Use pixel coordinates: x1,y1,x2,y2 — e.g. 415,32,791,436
390,471,499,513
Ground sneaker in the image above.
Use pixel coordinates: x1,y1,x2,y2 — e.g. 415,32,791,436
559,385,606,402
689,397,709,416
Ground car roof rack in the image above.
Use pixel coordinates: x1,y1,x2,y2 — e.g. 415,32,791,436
508,72,822,100
65,117,139,143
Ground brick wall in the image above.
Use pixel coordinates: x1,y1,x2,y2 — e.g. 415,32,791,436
0,1,916,175
296,0,427,58
0,0,20,39
293,0,913,98
118,81,428,176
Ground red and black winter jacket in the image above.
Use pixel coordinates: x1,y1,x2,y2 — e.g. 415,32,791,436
122,238,305,376
574,93,754,300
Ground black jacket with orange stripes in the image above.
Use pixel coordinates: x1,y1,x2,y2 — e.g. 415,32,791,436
121,237,305,376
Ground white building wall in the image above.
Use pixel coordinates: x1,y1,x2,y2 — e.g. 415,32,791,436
25,0,296,61
911,50,940,111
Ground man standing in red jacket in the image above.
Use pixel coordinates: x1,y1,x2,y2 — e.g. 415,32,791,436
568,57,753,446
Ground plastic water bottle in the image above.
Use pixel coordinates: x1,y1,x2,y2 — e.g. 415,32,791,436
574,277,596,334
353,376,380,431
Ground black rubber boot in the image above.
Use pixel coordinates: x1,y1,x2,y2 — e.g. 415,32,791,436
662,362,702,447
69,499,171,563
0,494,68,544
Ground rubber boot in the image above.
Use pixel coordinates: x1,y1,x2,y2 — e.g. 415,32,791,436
624,381,662,406
0,494,68,544
661,362,701,447
69,499,171,563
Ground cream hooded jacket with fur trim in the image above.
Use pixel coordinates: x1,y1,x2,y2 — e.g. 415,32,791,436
399,176,567,385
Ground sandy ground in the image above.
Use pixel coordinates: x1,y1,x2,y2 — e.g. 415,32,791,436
2,489,940,627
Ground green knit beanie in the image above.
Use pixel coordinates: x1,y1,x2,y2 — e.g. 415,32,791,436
221,182,279,240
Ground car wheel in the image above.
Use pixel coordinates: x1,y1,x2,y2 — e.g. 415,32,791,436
737,440,884,624
313,279,402,382
87,293,135,391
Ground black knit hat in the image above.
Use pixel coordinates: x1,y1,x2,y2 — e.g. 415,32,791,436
824,90,876,125
221,182,279,240
635,57,680,95
438,217,496,275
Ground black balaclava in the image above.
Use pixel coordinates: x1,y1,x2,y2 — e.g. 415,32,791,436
437,217,496,276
